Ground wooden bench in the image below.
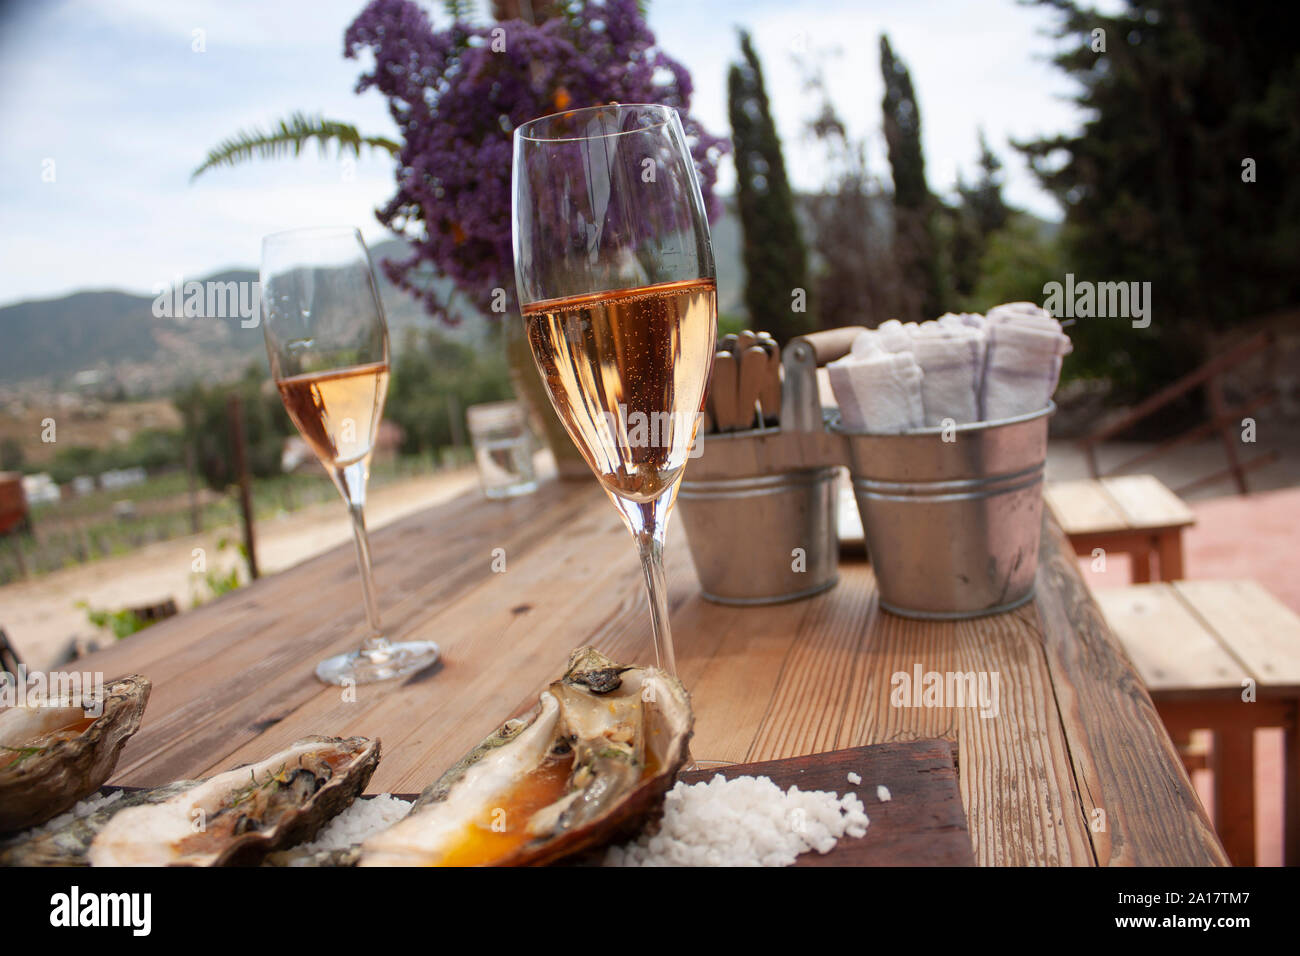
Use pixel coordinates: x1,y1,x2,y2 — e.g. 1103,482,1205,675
1096,579,1300,865
1045,475,1196,581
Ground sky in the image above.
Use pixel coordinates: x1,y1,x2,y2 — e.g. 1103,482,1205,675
0,0,1086,307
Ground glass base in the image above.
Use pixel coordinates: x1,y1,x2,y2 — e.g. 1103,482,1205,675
315,640,441,685
483,478,539,499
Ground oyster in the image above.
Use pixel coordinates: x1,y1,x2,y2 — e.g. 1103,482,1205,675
1,783,190,867
0,674,150,832
359,646,692,866
0,735,379,866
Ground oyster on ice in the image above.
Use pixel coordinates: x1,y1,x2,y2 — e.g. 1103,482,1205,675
360,646,692,866
0,735,379,866
0,674,150,832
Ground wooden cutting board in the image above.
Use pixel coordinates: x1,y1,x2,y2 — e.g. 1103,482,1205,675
678,738,973,866
92,739,970,867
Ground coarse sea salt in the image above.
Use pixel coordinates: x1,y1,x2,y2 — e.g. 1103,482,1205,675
290,794,413,856
603,773,869,867
10,788,123,841
876,784,891,802
847,771,862,785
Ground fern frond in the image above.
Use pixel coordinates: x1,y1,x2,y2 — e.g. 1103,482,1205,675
442,0,474,20
191,112,400,180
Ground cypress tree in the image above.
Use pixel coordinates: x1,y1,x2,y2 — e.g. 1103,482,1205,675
880,34,945,320
728,30,812,343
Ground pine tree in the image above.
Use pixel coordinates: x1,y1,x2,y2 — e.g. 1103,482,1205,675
880,34,945,320
728,30,813,342
1016,0,1300,388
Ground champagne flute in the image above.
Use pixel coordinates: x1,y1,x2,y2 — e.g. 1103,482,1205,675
511,104,717,679
260,226,440,685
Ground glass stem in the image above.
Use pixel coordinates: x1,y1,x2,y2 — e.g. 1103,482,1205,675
347,501,387,651
633,503,678,677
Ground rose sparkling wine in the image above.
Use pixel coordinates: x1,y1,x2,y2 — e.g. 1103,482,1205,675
522,278,716,503
276,361,390,468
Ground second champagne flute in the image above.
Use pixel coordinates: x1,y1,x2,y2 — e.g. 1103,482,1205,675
261,226,440,685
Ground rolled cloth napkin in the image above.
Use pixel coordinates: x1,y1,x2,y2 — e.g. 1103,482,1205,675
909,322,986,426
850,318,914,358
981,302,1073,419
937,311,986,332
828,346,925,432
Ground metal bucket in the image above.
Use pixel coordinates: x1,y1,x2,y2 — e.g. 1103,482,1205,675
678,466,839,605
831,404,1054,619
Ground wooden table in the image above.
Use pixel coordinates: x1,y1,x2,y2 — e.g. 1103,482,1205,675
1045,475,1196,581
1095,580,1300,866
82,479,1226,866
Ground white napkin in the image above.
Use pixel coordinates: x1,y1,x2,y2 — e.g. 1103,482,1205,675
851,318,913,358
909,322,986,426
981,302,1072,419
937,311,986,332
828,348,925,433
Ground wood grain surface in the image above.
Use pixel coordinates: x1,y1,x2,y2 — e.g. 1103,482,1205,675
72,479,1225,865
1033,519,1227,866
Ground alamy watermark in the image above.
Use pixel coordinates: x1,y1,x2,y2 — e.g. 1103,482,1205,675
890,664,1000,719
0,667,106,716
1042,273,1151,329
152,276,260,328
601,403,704,458
50,886,151,936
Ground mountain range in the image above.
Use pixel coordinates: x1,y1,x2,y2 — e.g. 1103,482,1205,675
1,213,745,393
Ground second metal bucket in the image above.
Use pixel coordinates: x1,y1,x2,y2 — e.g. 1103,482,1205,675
833,404,1054,619
678,465,839,605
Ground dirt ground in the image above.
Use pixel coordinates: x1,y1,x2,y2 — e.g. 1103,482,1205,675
0,398,182,467
1,467,479,669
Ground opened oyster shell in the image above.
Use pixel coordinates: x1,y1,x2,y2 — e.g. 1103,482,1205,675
0,735,379,866
0,674,150,832
359,646,692,866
